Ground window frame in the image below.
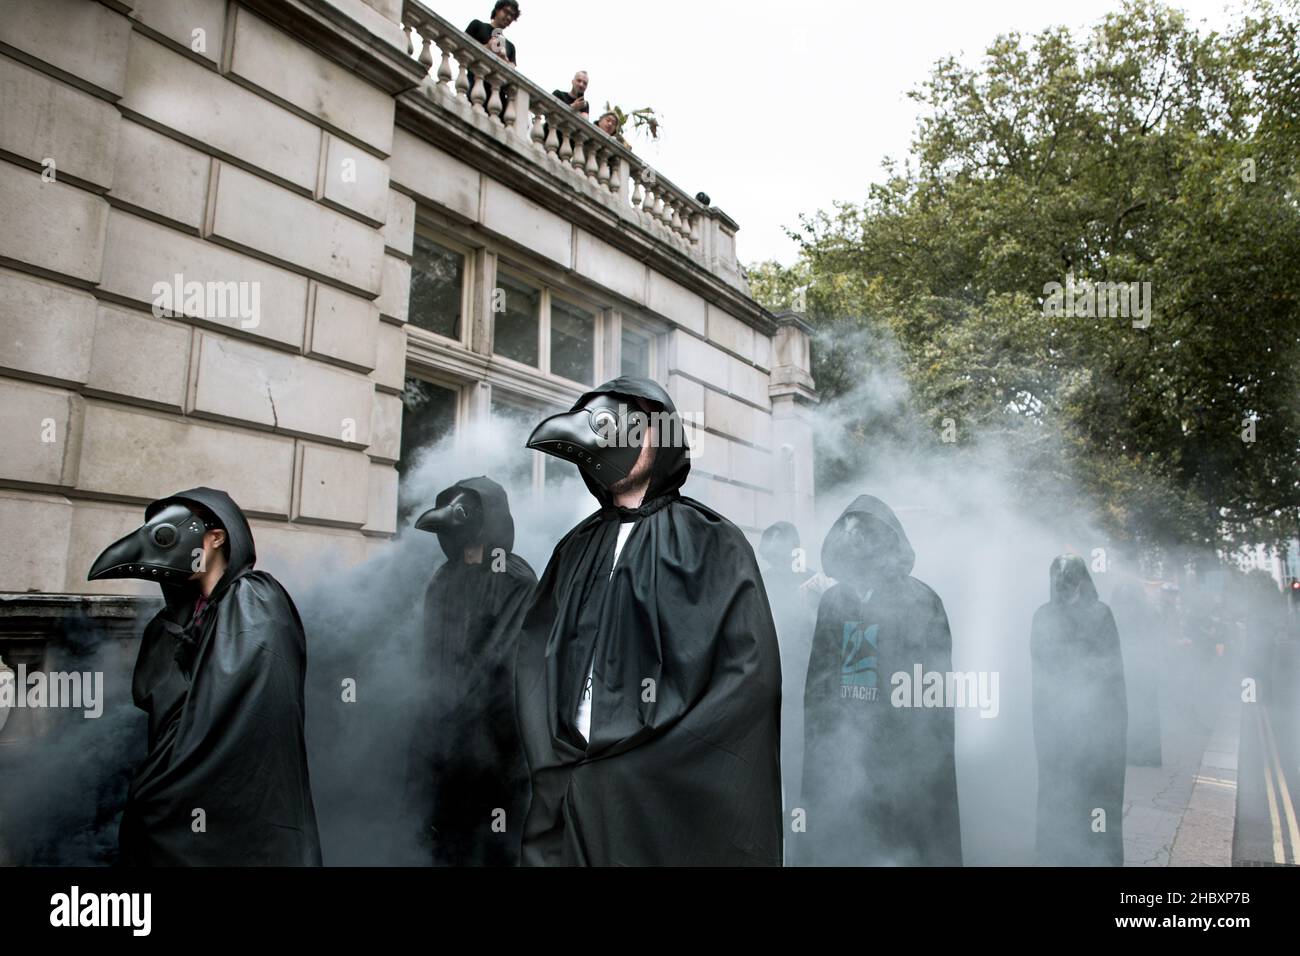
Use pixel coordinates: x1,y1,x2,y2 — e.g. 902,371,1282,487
407,226,474,349
492,260,607,389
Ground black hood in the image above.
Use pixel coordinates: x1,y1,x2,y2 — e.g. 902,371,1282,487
1049,553,1099,603
419,476,515,561
760,521,801,571
821,494,916,584
94,487,255,610
535,376,691,512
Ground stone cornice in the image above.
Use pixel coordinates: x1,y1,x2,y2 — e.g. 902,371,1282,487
395,93,777,338
238,0,426,97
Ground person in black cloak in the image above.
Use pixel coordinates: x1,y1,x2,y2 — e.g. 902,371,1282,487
1110,578,1162,766
1031,554,1127,866
798,495,962,866
88,487,321,866
515,376,783,866
758,521,818,816
406,476,536,865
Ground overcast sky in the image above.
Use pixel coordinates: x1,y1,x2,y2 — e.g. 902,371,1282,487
433,0,1241,265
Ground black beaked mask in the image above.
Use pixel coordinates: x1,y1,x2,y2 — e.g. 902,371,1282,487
415,489,485,557
88,503,214,583
526,393,649,491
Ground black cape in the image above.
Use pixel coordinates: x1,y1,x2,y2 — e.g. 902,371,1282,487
1031,557,1127,865
515,377,784,866
1110,580,1162,766
407,477,536,865
120,487,321,866
798,495,962,866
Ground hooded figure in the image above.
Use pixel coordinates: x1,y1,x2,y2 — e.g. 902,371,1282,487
515,376,783,866
88,487,321,866
1031,555,1127,866
407,476,536,865
1110,579,1162,766
798,495,962,866
758,521,818,816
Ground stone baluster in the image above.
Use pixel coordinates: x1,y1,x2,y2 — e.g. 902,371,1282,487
454,52,471,101
585,143,601,182
559,127,573,163
436,38,455,87
631,177,645,211
530,109,546,148
545,115,560,157
611,156,627,198
486,74,504,123
469,66,488,113
570,132,586,172
597,149,611,189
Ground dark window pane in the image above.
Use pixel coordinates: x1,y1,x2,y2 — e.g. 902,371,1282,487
408,236,464,339
550,300,595,384
397,377,458,524
494,273,540,366
621,328,651,378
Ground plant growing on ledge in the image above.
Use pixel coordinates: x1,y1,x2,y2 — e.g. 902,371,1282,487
601,103,661,146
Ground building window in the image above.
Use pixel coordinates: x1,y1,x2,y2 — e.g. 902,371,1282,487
621,327,653,378
550,299,595,385
494,272,542,367
408,235,465,340
397,377,460,522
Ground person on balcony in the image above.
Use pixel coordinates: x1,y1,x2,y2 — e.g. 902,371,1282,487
595,111,630,148
466,0,519,65
553,70,590,116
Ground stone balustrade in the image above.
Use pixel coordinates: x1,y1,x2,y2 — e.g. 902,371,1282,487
401,0,705,258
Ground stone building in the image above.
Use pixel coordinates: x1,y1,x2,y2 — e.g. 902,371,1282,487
0,0,818,765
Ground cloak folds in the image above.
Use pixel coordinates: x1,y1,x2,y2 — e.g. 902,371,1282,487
515,376,784,866
799,495,962,866
1031,555,1127,866
408,477,537,865
116,487,321,866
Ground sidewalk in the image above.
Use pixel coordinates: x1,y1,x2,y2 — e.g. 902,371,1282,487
1123,691,1239,866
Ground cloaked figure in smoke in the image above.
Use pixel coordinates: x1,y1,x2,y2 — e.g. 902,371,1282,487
407,477,536,865
1031,555,1127,865
88,487,321,865
798,495,962,866
516,376,783,865
758,521,819,813
1110,579,1162,766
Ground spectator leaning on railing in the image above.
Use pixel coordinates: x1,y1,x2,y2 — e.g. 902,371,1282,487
465,0,519,65
553,70,590,116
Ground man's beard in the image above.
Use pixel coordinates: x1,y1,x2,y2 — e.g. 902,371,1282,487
608,445,656,496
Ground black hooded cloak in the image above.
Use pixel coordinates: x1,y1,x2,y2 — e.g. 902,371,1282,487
119,487,321,866
514,377,784,866
798,495,962,866
408,477,536,865
1110,580,1162,766
1031,555,1127,866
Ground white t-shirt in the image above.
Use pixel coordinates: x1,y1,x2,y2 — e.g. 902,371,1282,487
575,520,635,742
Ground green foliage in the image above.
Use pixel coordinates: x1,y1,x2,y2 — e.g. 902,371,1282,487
752,0,1300,556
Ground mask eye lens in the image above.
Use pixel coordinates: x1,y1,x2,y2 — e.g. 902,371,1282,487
152,524,178,549
592,409,617,432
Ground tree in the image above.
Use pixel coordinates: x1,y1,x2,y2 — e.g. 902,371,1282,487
752,0,1300,559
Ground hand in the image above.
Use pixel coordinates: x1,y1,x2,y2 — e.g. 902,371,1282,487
572,97,587,112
